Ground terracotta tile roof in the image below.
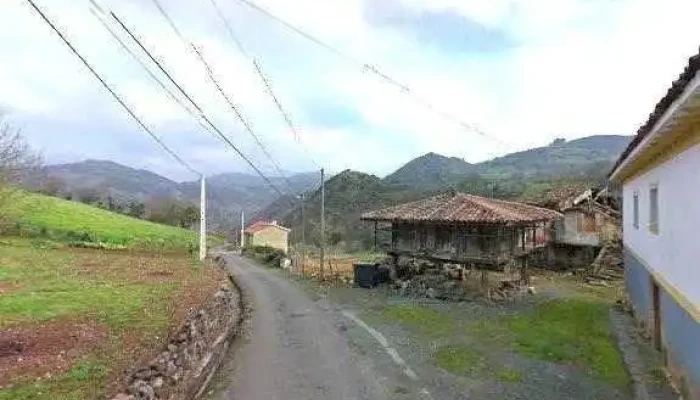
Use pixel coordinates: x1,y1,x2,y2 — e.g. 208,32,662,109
522,184,592,210
244,220,290,234
361,192,561,225
611,47,700,177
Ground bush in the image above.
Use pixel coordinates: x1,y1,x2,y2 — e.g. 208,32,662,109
243,245,286,267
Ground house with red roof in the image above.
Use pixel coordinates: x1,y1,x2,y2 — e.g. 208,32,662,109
244,220,290,254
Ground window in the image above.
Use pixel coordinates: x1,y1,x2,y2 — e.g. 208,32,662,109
633,192,639,229
649,185,659,234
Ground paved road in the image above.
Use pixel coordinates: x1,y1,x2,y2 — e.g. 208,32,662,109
211,254,388,400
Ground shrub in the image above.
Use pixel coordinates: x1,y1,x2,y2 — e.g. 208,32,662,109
243,245,286,267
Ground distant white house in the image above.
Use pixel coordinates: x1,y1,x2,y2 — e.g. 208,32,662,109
610,50,700,398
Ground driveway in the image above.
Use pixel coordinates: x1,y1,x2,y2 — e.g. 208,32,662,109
207,254,390,400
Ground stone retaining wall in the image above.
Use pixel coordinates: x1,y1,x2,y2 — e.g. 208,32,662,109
112,266,241,400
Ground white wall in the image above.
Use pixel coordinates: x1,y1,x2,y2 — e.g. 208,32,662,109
623,142,700,306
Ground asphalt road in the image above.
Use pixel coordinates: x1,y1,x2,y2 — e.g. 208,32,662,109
211,254,388,400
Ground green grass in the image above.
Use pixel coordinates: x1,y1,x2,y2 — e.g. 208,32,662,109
496,368,524,383
0,361,108,400
0,239,225,399
0,242,175,328
378,299,628,386
434,345,524,383
507,299,628,385
4,191,198,250
378,304,455,337
434,345,490,376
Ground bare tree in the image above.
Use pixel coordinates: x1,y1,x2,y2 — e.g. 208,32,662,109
0,118,41,218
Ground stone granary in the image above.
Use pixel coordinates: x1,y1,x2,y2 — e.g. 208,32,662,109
361,191,562,281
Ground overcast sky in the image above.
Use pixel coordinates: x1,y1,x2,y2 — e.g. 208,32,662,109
1,0,699,181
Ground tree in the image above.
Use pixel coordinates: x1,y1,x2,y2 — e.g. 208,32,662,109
179,205,199,229
0,119,41,230
550,138,567,146
125,200,145,219
74,187,101,205
37,176,65,197
145,197,199,228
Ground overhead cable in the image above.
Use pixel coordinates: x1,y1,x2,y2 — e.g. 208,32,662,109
147,0,297,192
231,0,514,149
208,0,320,169
25,0,200,176
108,11,291,201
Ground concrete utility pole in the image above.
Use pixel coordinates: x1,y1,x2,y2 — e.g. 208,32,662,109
301,193,306,274
240,211,245,249
199,175,207,261
320,168,325,280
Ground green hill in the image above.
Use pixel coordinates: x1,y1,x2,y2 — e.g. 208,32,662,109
384,152,475,189
475,135,631,179
258,170,429,250
3,191,198,250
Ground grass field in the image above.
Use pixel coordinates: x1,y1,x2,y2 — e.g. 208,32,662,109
3,191,199,250
377,296,629,386
0,238,227,399
0,192,228,399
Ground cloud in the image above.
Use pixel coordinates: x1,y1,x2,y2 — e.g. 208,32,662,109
1,0,699,182
364,0,517,53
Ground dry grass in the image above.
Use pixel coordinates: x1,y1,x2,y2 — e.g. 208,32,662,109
289,253,362,279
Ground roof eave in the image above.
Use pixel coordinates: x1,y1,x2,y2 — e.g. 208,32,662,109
610,68,700,182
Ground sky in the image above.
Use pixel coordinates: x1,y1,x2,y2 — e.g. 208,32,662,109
1,0,699,182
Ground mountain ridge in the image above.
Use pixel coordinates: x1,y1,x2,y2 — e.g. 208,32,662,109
29,134,632,243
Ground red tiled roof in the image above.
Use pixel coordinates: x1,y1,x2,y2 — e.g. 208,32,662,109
361,192,561,225
610,47,700,177
244,220,289,234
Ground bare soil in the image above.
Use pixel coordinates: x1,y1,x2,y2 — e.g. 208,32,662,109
0,319,108,385
2,244,229,398
0,282,19,295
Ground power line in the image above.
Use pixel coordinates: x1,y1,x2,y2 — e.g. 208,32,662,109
88,6,199,121
147,0,298,193
208,0,320,169
231,0,514,149
25,0,199,177
190,45,294,189
108,10,292,202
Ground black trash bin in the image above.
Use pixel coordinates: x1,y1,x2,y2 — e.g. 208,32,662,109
354,263,379,288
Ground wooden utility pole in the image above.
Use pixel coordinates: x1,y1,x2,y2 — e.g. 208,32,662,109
199,175,207,261
240,211,245,249
320,168,325,280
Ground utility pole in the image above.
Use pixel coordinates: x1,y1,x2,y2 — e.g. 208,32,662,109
301,192,306,275
240,211,245,249
320,168,325,280
199,175,207,261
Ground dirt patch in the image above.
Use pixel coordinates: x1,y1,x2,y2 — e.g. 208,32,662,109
0,282,19,295
0,319,108,385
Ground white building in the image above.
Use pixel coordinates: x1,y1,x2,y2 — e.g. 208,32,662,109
610,50,700,399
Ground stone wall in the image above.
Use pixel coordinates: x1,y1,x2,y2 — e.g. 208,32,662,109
112,275,241,400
